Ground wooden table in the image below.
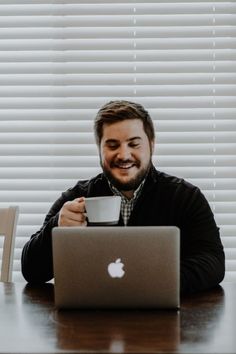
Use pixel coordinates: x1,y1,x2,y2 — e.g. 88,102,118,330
0,281,235,353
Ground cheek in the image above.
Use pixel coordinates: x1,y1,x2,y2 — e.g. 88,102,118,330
138,150,151,164
100,150,113,165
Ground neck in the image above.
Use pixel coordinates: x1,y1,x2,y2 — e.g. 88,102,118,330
120,190,134,200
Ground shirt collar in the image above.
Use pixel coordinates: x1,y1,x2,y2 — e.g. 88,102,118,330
108,178,146,202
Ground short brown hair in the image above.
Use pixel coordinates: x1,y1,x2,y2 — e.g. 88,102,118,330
94,100,155,145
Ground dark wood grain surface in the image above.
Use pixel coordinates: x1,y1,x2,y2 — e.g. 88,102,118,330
0,282,235,353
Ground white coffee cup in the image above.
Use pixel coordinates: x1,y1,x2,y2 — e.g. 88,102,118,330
85,196,121,225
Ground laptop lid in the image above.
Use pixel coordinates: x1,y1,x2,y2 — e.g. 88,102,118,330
52,226,180,309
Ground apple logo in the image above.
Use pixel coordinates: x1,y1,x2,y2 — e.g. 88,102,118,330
107,258,125,278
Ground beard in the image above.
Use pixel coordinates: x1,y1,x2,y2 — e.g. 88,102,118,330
102,158,152,192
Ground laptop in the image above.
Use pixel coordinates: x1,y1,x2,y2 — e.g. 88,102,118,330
52,226,180,309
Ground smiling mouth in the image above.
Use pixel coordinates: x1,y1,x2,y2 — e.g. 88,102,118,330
113,162,137,170
116,165,134,169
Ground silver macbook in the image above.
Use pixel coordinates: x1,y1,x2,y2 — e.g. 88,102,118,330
52,226,180,309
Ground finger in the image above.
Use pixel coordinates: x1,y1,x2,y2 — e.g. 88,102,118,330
65,199,86,213
63,209,87,223
59,211,87,227
74,197,86,212
74,197,85,203
62,218,87,227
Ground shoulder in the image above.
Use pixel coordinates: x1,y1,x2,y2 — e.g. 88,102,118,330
149,168,213,220
64,172,110,198
148,167,207,209
151,167,199,193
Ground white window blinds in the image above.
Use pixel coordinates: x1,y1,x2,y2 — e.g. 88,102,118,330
0,1,235,282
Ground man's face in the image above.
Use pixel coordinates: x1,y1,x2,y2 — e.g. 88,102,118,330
99,119,154,197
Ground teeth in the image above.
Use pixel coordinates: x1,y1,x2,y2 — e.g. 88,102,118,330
112,161,136,169
117,164,133,169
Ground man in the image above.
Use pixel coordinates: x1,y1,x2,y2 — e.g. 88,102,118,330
21,100,225,295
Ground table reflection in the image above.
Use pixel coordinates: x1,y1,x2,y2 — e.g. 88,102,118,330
52,309,180,352
23,283,180,352
20,283,228,353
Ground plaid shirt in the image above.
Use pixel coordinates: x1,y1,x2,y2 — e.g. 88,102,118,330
109,180,145,226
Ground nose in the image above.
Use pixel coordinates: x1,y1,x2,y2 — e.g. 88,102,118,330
117,144,132,160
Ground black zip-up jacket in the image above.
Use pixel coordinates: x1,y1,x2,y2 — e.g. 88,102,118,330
21,166,225,295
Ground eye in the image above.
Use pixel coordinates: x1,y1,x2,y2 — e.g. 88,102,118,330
129,142,140,148
107,143,119,150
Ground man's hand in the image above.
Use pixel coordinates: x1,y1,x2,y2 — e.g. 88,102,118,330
58,197,87,227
